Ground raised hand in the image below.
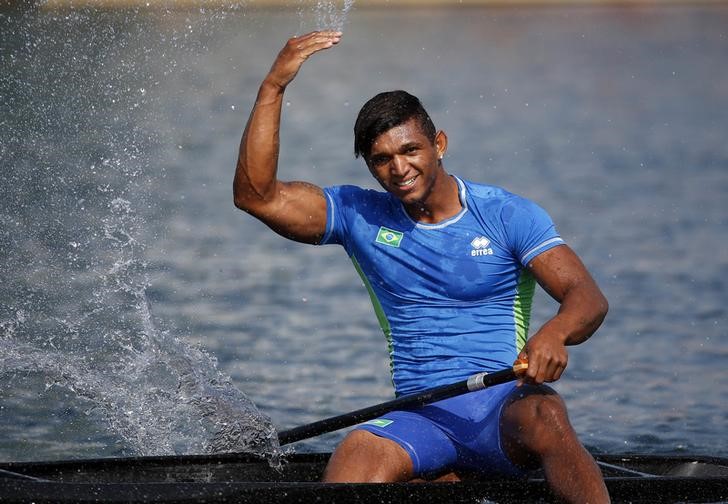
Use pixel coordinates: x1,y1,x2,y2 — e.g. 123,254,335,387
264,31,342,91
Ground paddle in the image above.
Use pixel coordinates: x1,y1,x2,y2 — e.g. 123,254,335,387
278,359,528,446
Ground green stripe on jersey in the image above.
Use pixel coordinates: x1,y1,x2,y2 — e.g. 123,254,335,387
513,269,536,352
350,254,395,379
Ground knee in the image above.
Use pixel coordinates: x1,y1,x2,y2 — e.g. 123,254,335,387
502,389,575,456
530,394,571,438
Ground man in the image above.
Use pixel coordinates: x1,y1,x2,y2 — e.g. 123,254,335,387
233,31,610,503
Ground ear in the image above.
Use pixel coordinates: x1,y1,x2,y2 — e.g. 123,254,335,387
435,130,448,160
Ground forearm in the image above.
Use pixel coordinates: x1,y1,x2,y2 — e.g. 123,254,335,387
233,80,286,209
537,282,608,346
518,274,607,384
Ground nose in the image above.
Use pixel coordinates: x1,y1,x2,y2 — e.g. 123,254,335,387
390,155,407,176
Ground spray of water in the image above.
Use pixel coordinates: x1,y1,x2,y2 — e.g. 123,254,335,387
299,0,355,32
0,196,280,459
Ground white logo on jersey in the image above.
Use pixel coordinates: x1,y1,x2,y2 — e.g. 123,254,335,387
470,236,494,257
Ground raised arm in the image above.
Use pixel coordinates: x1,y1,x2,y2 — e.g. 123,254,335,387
518,245,609,385
233,31,342,244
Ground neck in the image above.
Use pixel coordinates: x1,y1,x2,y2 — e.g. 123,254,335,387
404,173,461,224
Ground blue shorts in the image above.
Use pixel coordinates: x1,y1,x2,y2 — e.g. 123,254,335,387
355,381,527,479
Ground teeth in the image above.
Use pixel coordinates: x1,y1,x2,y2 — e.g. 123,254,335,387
397,176,417,187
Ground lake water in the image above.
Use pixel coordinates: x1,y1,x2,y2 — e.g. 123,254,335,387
1,3,727,463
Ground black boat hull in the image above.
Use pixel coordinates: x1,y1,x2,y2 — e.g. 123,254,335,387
1,452,727,503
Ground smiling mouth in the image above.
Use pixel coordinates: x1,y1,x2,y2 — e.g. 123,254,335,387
395,175,418,188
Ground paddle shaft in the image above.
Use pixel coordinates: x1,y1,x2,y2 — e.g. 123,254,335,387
278,365,521,446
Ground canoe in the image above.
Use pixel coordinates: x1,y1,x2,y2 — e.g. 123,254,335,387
1,451,728,503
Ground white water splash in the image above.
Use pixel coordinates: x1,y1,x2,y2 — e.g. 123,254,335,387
299,0,355,32
0,198,280,461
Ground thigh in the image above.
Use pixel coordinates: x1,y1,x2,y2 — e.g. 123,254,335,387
421,382,528,478
351,410,459,479
322,429,414,482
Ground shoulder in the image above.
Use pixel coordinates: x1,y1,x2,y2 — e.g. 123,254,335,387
459,177,536,214
325,184,393,209
458,176,555,229
459,177,511,200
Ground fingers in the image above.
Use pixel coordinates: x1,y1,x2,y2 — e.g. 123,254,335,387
517,346,567,386
267,31,342,89
282,30,342,65
291,30,343,52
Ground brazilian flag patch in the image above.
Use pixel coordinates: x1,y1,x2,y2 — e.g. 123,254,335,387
364,418,394,428
375,227,404,248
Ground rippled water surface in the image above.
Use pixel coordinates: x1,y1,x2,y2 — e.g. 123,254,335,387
1,4,727,462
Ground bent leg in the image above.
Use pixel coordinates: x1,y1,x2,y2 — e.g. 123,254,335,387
501,386,610,504
323,430,415,482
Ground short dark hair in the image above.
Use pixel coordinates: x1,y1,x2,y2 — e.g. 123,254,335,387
354,90,437,160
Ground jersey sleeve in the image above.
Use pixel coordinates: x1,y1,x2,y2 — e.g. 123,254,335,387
319,185,356,247
501,196,565,266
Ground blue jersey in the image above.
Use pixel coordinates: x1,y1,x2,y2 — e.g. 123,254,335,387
320,176,564,395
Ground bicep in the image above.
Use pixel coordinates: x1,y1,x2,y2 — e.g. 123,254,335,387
527,244,608,344
527,245,597,302
244,180,328,244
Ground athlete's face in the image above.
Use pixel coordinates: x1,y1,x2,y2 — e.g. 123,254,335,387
366,119,447,206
